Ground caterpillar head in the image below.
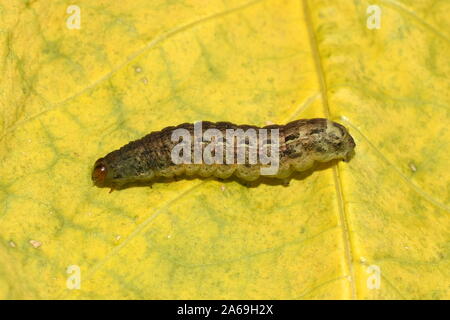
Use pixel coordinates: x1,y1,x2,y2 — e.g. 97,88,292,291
92,158,109,187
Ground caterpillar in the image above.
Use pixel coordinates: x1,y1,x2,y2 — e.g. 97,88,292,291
92,118,355,189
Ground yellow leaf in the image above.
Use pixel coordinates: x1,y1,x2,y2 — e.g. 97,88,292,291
0,0,449,299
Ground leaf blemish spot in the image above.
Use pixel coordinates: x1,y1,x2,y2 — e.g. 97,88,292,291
29,240,42,249
409,162,417,172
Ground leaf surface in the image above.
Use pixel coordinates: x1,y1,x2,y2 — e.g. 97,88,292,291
0,0,448,299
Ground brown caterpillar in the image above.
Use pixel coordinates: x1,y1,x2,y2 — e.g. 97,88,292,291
92,118,355,189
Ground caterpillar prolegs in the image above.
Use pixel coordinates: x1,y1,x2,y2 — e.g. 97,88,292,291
92,118,355,189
